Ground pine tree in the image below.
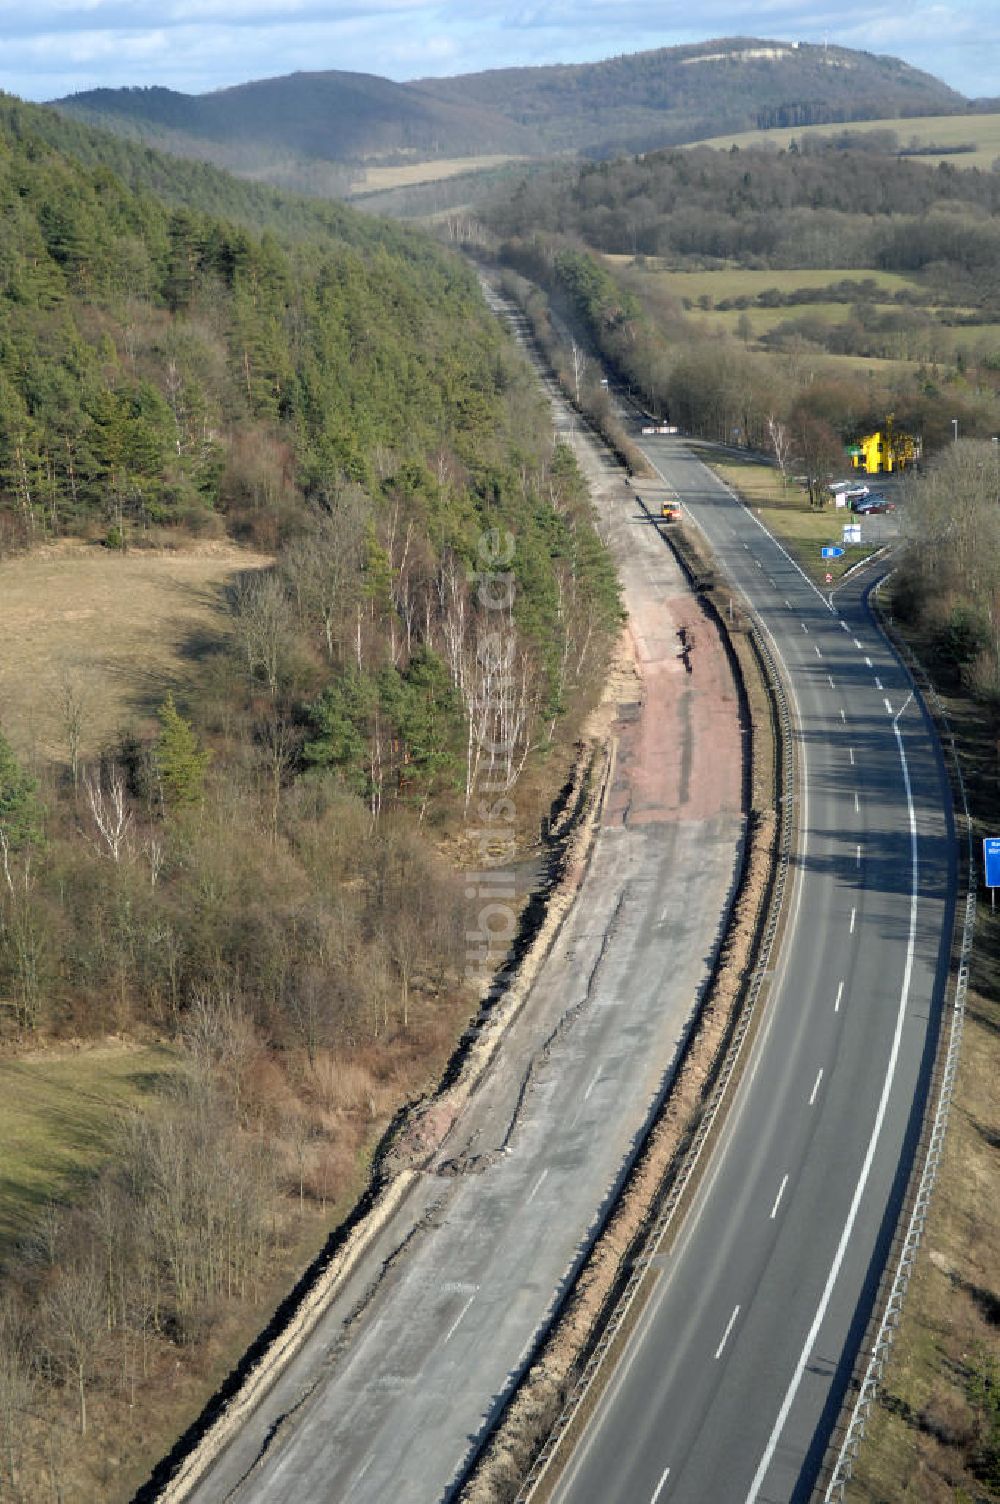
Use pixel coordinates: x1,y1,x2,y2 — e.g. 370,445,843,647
155,694,211,809
0,726,42,854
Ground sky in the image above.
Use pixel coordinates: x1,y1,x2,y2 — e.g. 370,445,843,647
1,0,998,105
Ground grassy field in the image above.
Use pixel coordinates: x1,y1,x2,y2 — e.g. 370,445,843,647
700,450,890,584
0,538,270,764
690,111,1000,171
349,153,525,195
0,1042,179,1256
606,262,922,302
607,257,1000,374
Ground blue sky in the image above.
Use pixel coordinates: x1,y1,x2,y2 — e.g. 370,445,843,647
1,0,997,103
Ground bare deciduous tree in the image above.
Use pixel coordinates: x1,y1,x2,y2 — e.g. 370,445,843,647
232,571,292,696
59,674,88,790
41,1262,105,1436
83,764,132,862
0,1298,33,1495
767,413,792,482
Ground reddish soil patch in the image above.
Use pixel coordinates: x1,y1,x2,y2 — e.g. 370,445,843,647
605,582,742,827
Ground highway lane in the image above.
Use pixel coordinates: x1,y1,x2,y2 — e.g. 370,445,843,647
549,438,955,1504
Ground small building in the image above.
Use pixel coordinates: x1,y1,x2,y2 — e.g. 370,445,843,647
848,417,921,476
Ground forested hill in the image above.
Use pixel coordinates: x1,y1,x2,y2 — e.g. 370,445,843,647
49,38,965,192
0,92,401,236
50,71,535,190
486,139,1000,279
416,39,964,156
0,91,509,538
0,91,619,703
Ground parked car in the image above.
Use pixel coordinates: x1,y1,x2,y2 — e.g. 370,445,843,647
854,494,895,514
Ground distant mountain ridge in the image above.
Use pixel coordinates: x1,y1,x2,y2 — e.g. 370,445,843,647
50,38,968,194
413,38,965,155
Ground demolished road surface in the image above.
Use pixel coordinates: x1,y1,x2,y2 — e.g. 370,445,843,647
180,326,747,1504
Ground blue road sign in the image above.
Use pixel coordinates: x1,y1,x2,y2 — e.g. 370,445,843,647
821,546,845,559
984,837,1000,888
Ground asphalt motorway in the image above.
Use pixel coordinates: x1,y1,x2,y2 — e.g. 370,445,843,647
549,437,956,1504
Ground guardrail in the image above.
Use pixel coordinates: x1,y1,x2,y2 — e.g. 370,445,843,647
513,577,796,1501
822,579,976,1500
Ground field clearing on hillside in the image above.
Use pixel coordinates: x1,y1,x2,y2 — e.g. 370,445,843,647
606,260,922,301
0,540,270,763
350,154,525,194
690,302,857,335
0,1042,179,1255
690,111,1000,169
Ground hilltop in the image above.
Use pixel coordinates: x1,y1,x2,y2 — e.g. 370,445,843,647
50,38,966,197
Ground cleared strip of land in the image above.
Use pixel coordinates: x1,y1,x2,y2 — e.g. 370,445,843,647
348,154,526,194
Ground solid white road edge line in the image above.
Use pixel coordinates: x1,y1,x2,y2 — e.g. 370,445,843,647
744,696,920,1504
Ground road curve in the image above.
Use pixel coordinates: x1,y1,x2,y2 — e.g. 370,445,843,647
548,436,955,1504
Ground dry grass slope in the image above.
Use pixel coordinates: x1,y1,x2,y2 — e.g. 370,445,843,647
0,539,270,763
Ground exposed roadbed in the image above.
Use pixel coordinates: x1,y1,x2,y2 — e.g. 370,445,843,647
162,307,746,1504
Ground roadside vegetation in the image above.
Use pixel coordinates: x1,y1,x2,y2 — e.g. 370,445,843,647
0,102,620,1500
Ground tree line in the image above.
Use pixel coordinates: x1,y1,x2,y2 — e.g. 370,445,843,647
484,141,1000,303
